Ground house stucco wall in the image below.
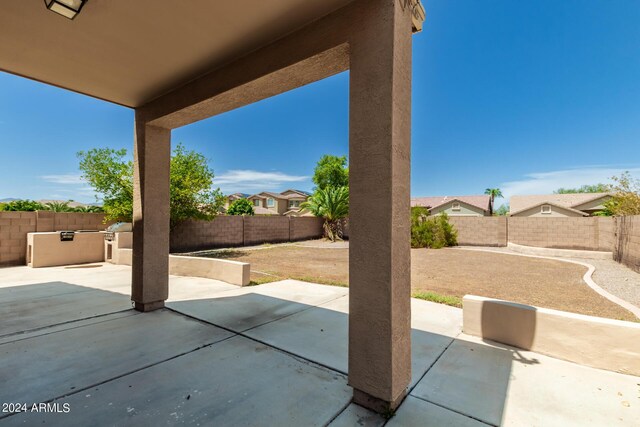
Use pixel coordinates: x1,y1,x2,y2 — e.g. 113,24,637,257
572,196,611,215
511,204,584,218
430,202,487,217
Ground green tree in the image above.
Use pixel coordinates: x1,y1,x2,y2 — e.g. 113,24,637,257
484,188,503,206
169,144,225,228
77,147,133,221
494,204,509,216
78,143,224,227
0,200,45,211
602,172,640,216
301,186,349,241
44,201,73,212
554,184,609,194
312,155,349,190
227,198,255,216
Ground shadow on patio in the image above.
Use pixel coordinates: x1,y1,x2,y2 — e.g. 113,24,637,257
1,268,637,426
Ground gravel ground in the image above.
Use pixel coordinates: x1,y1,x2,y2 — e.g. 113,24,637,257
566,258,640,307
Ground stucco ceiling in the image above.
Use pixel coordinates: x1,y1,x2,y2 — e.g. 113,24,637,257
0,0,352,108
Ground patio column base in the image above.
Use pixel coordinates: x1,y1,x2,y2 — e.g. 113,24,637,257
133,300,165,312
352,389,407,414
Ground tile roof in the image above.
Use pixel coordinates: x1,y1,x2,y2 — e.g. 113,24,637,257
411,195,492,212
509,193,611,215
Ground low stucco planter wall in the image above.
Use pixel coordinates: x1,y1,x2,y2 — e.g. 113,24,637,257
463,295,640,376
107,234,250,287
169,255,250,287
27,231,106,268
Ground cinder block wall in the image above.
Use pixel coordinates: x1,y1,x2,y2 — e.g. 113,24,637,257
289,217,325,241
597,217,615,252
448,217,507,246
508,217,607,251
0,212,36,266
170,216,244,252
614,216,640,273
170,216,324,252
0,211,109,267
243,216,291,246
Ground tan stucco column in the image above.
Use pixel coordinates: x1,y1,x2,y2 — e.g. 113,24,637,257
131,114,171,312
348,0,413,413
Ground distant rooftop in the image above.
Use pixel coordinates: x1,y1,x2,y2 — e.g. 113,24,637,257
411,195,492,212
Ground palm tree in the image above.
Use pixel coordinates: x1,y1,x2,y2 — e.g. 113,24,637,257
301,186,349,242
484,188,503,205
44,201,73,212
74,205,104,213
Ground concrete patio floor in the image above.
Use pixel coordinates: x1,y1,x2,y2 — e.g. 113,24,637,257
0,263,638,426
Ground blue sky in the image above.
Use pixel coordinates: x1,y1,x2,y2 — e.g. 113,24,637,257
1,0,639,208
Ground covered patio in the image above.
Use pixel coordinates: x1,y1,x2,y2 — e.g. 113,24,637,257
2,0,423,413
1,264,638,425
2,1,639,425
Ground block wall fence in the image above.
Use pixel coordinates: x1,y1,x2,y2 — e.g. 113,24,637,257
170,216,324,252
2,212,639,274
451,215,640,273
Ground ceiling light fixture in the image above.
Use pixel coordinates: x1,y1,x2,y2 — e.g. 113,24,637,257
44,0,86,20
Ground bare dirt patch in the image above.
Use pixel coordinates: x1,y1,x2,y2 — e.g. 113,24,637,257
194,245,637,321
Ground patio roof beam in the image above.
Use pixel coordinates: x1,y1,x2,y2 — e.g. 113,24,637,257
137,3,355,129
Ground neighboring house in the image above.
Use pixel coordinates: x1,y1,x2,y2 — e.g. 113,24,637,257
223,193,250,211
245,189,312,216
509,193,612,217
411,195,493,217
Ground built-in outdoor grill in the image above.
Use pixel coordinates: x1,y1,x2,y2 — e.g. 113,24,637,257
104,222,133,242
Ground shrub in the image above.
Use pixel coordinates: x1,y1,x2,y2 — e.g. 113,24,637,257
0,200,46,211
411,208,457,249
227,198,254,216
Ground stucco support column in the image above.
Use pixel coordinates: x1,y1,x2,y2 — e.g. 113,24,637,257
348,0,413,413
132,114,171,312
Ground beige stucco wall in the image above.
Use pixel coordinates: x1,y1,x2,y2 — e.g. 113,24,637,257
431,202,487,217
105,232,133,265
107,236,250,286
511,204,584,218
169,255,250,286
27,231,105,268
463,295,640,376
572,196,611,215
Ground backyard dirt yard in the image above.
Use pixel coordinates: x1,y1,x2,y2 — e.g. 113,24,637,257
194,244,637,321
